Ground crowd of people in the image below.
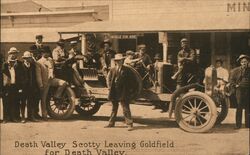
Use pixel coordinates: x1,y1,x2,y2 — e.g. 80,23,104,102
0,35,249,130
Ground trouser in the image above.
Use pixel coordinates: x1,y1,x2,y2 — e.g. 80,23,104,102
40,78,67,118
176,72,197,89
2,85,20,121
20,89,38,119
33,94,41,118
71,65,88,96
235,87,250,128
108,100,133,126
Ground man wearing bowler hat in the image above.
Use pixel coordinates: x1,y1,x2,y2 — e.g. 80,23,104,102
105,53,140,131
229,54,250,129
30,34,51,60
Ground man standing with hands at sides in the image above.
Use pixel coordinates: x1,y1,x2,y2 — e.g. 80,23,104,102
20,51,40,123
2,48,24,123
229,54,250,129
105,54,140,131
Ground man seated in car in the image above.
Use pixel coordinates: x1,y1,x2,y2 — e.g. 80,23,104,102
134,44,153,89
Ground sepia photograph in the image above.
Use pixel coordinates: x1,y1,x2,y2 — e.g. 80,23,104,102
0,0,249,154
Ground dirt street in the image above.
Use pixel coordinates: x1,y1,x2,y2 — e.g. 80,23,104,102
0,102,249,155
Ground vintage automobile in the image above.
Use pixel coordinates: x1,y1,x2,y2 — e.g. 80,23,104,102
45,32,230,133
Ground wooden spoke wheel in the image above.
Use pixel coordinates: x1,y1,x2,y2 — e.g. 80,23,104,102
175,91,217,133
47,87,76,119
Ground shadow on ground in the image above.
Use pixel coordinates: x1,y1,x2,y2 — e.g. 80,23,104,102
45,114,244,133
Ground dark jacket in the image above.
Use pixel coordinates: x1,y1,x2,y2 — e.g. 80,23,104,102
30,44,51,60
229,66,250,88
22,62,39,92
2,60,24,91
107,65,139,102
100,49,115,69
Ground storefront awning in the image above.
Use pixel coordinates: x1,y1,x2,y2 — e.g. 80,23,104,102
58,13,250,33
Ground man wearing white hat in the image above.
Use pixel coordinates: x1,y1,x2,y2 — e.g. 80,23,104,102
20,51,40,123
229,54,250,129
1,50,24,123
105,53,140,131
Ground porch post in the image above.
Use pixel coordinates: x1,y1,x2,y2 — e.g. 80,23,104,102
162,32,168,63
211,32,215,65
80,33,86,69
81,33,86,55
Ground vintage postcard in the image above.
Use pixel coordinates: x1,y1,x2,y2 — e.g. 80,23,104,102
0,0,249,155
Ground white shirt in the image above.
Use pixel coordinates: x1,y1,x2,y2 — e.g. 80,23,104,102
40,57,54,79
52,46,65,61
24,62,30,68
9,66,15,84
216,67,229,82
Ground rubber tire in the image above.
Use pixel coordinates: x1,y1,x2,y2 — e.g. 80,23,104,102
75,101,101,117
175,91,217,133
215,98,230,125
47,87,76,119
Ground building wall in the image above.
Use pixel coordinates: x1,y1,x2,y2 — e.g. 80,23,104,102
111,0,249,21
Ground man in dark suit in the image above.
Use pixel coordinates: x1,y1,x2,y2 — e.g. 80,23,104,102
105,53,139,131
20,51,40,123
229,54,250,129
2,48,24,123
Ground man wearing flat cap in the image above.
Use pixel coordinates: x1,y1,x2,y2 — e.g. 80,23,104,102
174,38,197,89
1,49,24,123
229,54,250,129
136,44,152,68
134,44,153,88
30,34,51,61
105,53,141,131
